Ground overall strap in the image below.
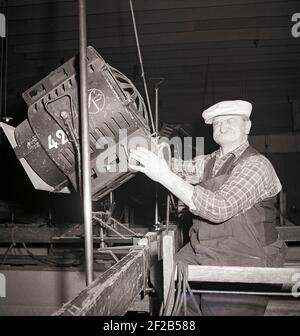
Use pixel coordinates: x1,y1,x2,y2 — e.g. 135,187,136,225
212,145,259,178
202,155,216,180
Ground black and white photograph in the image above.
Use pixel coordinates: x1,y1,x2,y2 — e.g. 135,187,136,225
0,0,300,321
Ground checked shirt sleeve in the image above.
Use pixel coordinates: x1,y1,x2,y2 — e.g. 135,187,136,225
189,155,282,223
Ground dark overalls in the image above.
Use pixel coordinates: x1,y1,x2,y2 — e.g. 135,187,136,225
176,146,287,315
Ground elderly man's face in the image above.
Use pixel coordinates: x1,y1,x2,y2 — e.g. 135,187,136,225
212,115,251,146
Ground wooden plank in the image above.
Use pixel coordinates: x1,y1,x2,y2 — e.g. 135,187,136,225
277,226,300,242
7,54,299,79
8,1,298,22
0,223,144,244
17,46,300,66
7,71,298,96
20,51,295,69
7,0,289,10
9,16,292,45
6,53,300,84
9,39,300,58
265,298,300,316
187,265,300,287
7,0,288,11
13,27,293,54
53,248,148,315
0,225,70,243
285,246,300,265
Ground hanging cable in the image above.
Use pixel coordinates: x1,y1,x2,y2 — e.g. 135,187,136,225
175,261,202,316
160,261,202,316
128,0,155,135
1,243,15,265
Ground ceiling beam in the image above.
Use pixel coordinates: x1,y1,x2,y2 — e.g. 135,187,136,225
12,27,295,54
7,0,290,10
8,1,298,22
8,16,292,42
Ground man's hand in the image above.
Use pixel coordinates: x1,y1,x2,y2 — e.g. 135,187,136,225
129,146,195,210
129,147,171,183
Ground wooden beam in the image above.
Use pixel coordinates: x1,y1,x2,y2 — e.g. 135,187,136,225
16,46,300,66
13,27,293,53
187,265,300,287
7,0,289,12
277,226,300,242
9,16,292,45
7,0,290,10
53,247,148,315
0,224,70,243
7,54,299,77
0,223,145,244
265,298,300,316
8,1,298,23
9,39,300,57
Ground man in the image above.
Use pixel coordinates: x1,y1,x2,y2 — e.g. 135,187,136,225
129,100,287,315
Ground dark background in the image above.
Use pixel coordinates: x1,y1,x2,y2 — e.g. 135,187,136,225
0,0,300,226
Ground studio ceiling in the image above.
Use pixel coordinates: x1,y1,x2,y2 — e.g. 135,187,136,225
4,0,300,136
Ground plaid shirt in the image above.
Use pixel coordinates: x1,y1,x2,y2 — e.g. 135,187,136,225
171,141,282,223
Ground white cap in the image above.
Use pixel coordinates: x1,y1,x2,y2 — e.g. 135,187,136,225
202,100,252,124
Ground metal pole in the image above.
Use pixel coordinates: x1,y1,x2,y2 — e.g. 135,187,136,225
154,85,160,228
78,0,93,285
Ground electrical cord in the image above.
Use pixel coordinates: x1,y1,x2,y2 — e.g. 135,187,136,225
0,227,81,267
159,263,176,316
1,243,15,265
160,261,202,316
1,225,17,265
21,242,82,267
172,266,183,315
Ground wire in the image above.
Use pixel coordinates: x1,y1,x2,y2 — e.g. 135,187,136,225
172,267,183,315
183,272,187,315
1,243,15,265
21,242,81,267
128,0,155,134
1,224,17,265
159,263,177,316
168,261,202,316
